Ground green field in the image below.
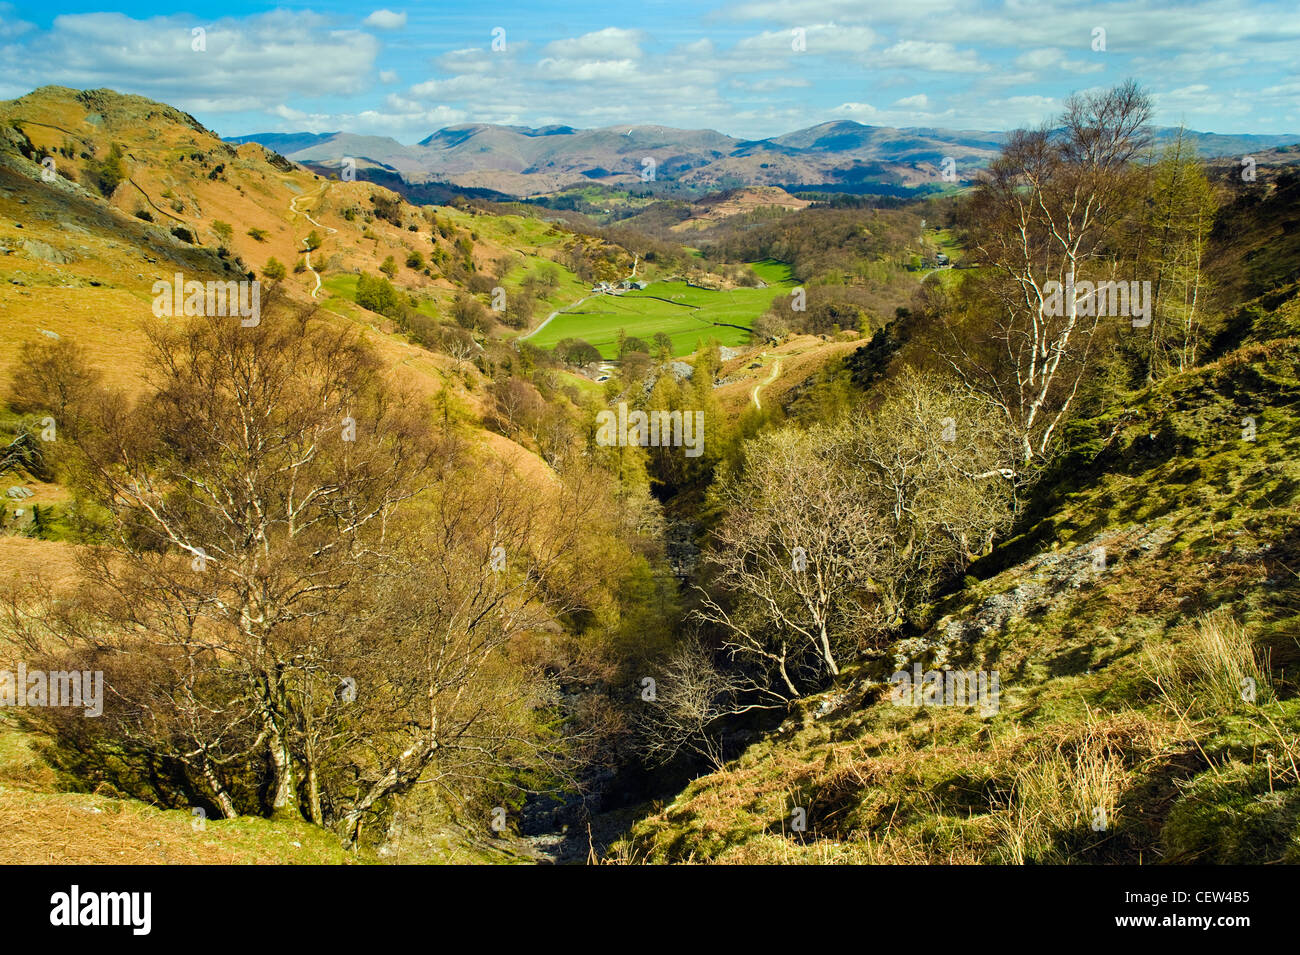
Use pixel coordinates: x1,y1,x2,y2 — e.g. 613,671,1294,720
498,251,590,306
527,260,797,358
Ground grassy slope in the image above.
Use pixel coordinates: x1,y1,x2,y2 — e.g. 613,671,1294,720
0,715,539,864
620,317,1300,864
0,88,581,863
0,718,358,864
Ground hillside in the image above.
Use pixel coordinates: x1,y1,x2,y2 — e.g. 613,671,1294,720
0,86,647,608
616,167,1300,864
0,87,642,409
0,87,666,865
620,332,1300,864
668,187,811,232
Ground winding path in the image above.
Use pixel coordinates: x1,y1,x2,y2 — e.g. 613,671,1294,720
288,186,337,298
751,354,781,410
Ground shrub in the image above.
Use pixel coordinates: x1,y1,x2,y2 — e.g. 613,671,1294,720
554,338,601,367
94,143,127,197
356,272,403,320
371,193,404,226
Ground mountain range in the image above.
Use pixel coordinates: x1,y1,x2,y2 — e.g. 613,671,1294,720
226,121,1300,198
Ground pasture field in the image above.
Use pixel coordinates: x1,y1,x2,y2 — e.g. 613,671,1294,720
498,251,591,305
527,260,797,358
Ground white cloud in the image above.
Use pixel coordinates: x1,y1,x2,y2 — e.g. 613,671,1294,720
535,58,643,83
735,23,879,55
543,28,643,60
0,12,381,112
873,41,989,74
893,93,928,108
831,102,882,119
1015,48,1063,71
379,70,400,83
266,100,467,138
1014,47,1105,76
363,10,407,30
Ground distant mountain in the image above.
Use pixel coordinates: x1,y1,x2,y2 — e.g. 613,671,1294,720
1150,128,1300,158
226,120,1300,199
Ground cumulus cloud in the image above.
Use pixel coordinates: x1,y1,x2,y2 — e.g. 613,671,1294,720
1015,47,1104,76
831,102,882,119
543,27,643,60
873,40,989,74
0,0,1292,141
363,9,407,30
0,11,380,112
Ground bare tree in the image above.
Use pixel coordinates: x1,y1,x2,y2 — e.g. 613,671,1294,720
949,81,1153,463
489,375,545,438
635,634,783,769
328,460,603,842
698,422,867,693
696,372,1016,696
438,326,479,371
5,297,609,840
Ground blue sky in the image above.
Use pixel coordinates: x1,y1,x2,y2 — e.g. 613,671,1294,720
0,0,1296,142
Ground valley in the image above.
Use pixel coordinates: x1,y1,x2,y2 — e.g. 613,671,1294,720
1,75,1298,875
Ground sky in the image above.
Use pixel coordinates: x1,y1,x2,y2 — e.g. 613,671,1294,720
0,0,1296,143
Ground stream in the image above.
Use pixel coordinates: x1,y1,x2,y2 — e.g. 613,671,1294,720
517,518,704,863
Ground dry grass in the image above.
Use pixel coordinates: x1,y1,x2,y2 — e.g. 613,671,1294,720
713,334,863,417
0,718,356,864
996,739,1123,863
993,710,1162,864
0,538,82,591
1145,611,1275,716
0,787,353,864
